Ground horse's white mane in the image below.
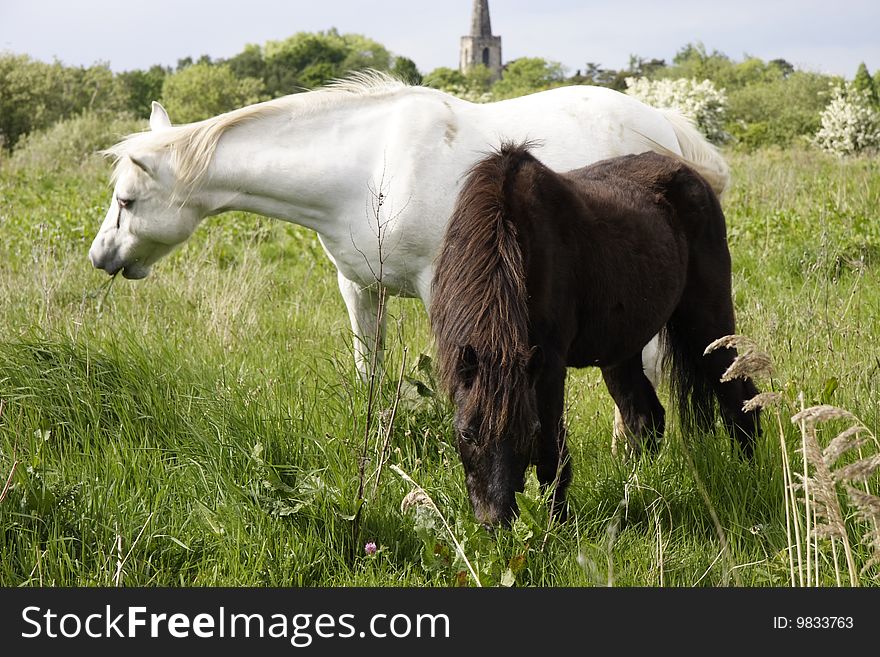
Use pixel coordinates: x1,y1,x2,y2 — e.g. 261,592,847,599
105,70,414,192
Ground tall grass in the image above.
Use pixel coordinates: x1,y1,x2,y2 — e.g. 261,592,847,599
0,145,878,585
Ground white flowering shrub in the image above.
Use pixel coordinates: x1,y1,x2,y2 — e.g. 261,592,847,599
625,77,729,144
813,84,880,156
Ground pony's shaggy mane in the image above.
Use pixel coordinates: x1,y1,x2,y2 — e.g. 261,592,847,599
105,70,413,193
430,144,537,441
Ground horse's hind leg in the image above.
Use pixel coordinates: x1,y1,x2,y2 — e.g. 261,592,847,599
612,335,662,456
602,354,666,457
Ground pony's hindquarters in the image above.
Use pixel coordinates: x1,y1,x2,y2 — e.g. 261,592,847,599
662,178,761,454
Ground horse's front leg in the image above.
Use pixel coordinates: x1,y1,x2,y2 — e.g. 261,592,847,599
337,272,387,381
612,335,662,456
534,360,572,520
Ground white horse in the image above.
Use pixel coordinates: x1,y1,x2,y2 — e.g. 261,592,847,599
89,72,728,440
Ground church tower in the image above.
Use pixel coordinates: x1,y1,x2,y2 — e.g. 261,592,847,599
460,0,502,81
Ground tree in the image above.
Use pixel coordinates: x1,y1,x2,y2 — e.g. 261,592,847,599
568,62,629,90
769,58,795,79
225,44,265,81
491,57,567,100
391,57,422,85
116,65,168,118
423,66,466,90
423,66,492,102
853,62,877,106
628,55,666,79
160,63,265,123
261,29,392,95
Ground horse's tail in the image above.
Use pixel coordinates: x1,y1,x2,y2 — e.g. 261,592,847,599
660,169,726,436
662,321,718,437
633,110,730,197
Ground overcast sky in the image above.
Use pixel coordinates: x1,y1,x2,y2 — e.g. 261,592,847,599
1,0,878,78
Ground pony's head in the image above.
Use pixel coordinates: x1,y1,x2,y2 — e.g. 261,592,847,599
448,344,543,527
89,103,203,279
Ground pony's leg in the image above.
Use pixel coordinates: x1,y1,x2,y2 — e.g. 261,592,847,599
702,341,761,455
612,335,662,457
602,354,666,457
337,272,386,381
534,361,572,519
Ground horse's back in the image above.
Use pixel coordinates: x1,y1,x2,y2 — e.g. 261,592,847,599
463,86,684,171
564,152,724,240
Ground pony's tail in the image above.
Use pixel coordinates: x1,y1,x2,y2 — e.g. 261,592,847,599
662,321,717,437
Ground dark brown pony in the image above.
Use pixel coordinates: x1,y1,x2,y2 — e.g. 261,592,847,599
430,144,761,527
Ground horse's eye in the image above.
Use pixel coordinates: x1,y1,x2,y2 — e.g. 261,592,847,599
117,197,134,209
459,428,477,445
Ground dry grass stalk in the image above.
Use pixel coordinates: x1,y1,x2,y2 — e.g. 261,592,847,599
0,402,18,506
113,512,154,587
796,394,813,586
789,401,880,586
703,334,774,382
742,392,781,413
845,485,880,575
833,455,880,484
796,420,857,585
824,426,866,467
791,405,856,428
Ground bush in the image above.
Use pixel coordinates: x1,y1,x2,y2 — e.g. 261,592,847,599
424,66,493,103
491,58,567,100
7,111,145,172
625,77,729,143
726,72,833,149
813,84,880,156
0,54,126,149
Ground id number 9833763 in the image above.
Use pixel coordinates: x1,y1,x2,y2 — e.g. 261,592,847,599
773,616,854,630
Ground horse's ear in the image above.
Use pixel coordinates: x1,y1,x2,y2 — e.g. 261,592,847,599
457,345,478,387
150,101,172,131
527,345,544,380
129,153,156,178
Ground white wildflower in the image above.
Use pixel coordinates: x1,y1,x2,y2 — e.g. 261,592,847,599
813,84,880,156
625,77,729,144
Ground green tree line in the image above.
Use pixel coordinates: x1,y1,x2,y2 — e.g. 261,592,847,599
2,32,878,152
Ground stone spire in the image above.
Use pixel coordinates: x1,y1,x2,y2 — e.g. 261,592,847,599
471,0,492,37
460,0,503,82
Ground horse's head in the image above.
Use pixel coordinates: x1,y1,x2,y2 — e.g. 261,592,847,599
89,103,203,279
451,345,543,527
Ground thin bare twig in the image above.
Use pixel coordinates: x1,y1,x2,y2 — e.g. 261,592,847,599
371,347,408,499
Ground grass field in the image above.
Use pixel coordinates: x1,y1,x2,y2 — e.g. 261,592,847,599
1,140,879,587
